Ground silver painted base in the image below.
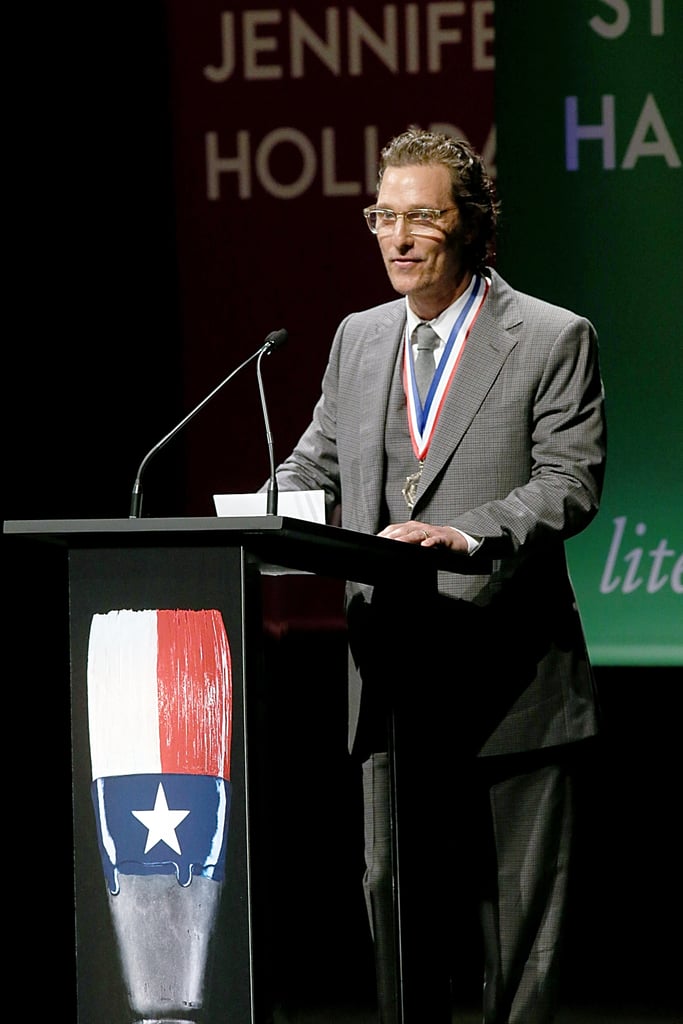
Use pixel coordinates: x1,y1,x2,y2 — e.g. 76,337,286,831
109,873,222,1021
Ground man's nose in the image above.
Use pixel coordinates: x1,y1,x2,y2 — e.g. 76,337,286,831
391,214,412,239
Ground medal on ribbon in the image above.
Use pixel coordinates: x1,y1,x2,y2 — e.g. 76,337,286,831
402,463,423,509
402,274,489,509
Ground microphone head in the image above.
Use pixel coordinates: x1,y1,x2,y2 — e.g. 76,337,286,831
264,328,288,352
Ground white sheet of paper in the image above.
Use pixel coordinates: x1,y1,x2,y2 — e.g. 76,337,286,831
213,490,326,524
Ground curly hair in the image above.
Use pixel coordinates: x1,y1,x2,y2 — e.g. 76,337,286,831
377,126,500,273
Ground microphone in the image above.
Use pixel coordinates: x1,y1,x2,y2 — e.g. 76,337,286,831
129,328,288,518
256,328,287,515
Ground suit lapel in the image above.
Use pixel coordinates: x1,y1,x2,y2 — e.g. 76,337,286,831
358,304,405,530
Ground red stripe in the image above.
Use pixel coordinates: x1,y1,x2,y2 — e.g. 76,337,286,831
156,609,232,779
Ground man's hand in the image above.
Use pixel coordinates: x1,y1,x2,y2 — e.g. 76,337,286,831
378,520,469,552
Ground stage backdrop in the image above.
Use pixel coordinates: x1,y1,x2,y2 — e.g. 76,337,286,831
163,1,680,666
495,1,682,666
163,0,494,503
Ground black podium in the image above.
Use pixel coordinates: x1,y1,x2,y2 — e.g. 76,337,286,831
4,516,478,1024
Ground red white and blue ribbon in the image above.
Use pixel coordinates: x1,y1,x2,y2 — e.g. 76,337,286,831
404,273,490,461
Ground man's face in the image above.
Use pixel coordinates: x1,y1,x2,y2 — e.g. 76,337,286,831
375,163,469,317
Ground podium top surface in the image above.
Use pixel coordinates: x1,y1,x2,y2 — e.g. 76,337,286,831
4,515,485,584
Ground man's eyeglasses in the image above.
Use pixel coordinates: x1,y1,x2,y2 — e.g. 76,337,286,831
363,206,457,235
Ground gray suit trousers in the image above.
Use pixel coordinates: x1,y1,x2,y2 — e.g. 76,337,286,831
362,745,577,1024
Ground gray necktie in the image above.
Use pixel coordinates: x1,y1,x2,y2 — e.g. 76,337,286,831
413,323,439,404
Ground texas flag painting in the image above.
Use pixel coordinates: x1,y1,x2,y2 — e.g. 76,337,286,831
86,607,234,1021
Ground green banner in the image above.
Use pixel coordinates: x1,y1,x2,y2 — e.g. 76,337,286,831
495,1,682,664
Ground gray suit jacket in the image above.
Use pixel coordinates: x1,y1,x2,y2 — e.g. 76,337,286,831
275,269,607,759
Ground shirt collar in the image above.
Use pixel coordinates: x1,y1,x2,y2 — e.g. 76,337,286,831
405,275,479,345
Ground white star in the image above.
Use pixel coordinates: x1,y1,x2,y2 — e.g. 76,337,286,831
132,782,190,855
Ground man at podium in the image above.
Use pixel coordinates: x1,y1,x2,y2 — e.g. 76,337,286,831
268,127,607,1024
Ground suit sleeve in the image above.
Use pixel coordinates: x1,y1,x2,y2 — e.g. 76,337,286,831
450,314,607,557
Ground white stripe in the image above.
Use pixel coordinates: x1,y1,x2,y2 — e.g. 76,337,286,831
87,609,162,779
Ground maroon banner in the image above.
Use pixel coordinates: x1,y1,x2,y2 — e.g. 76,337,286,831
164,1,495,512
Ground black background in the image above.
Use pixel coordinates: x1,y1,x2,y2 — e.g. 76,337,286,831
4,5,678,1020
